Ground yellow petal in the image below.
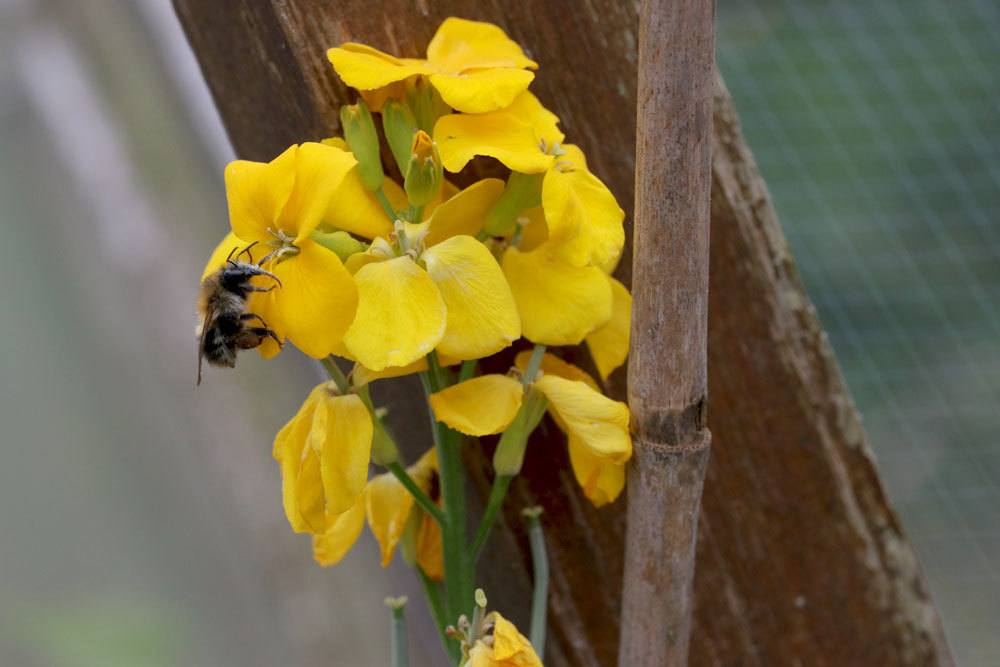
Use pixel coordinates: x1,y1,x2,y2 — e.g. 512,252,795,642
415,510,444,581
312,393,373,516
423,178,505,247
514,351,600,392
429,374,523,436
433,93,562,174
365,472,414,568
430,69,535,114
270,241,359,359
343,236,395,274
312,497,366,566
559,143,588,171
225,144,297,243
491,612,543,666
515,206,548,253
585,278,631,380
502,244,612,346
278,142,358,241
327,43,430,90
321,136,349,151
325,170,395,240
542,166,625,268
273,385,325,533
534,374,631,461
426,18,537,73
343,256,446,371
351,353,462,385
568,435,626,507
422,235,521,360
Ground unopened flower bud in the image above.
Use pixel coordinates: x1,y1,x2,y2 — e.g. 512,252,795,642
370,419,400,466
340,101,384,191
403,130,443,207
382,100,418,175
405,76,450,133
492,386,548,476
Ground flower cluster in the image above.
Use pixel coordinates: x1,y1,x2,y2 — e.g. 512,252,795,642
198,17,633,665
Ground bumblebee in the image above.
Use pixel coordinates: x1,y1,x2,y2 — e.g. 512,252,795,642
197,242,282,385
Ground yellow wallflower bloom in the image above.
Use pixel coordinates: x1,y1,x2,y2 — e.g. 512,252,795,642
219,142,360,359
312,448,443,580
433,93,628,360
468,612,543,667
273,383,373,535
431,354,631,506
328,18,537,114
338,182,519,371
436,95,624,269
435,93,562,174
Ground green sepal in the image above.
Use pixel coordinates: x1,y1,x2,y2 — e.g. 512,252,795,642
340,100,384,191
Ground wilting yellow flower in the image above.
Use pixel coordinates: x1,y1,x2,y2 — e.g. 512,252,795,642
328,18,537,114
312,448,443,580
430,353,631,506
213,142,360,359
273,382,373,535
335,181,519,371
468,612,543,667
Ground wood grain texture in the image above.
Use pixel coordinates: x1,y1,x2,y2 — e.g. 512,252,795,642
173,2,954,665
619,0,715,664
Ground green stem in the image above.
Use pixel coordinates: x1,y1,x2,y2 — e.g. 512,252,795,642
386,599,409,667
470,474,512,559
321,357,351,393
375,187,398,222
409,203,425,224
523,508,548,656
458,360,477,383
417,570,449,656
421,365,471,660
386,462,444,525
522,344,546,385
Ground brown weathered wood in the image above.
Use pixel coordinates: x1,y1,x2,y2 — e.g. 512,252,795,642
620,0,715,664
174,2,954,665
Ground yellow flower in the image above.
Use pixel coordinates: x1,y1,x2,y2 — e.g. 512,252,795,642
468,612,543,667
435,94,624,269
338,181,519,371
429,353,631,506
312,448,443,580
272,382,373,535
217,142,360,359
328,18,537,114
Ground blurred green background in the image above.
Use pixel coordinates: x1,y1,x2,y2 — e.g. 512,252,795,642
0,0,996,665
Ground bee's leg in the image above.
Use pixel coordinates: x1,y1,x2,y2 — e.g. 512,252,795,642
264,328,283,347
245,284,278,293
236,327,282,350
240,312,275,331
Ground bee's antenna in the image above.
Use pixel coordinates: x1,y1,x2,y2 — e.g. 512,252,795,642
225,246,239,264
238,241,259,262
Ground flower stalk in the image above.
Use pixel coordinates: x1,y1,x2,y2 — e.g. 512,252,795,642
523,507,549,656
385,596,409,667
